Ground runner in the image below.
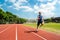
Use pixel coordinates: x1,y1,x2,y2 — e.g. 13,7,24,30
36,12,44,31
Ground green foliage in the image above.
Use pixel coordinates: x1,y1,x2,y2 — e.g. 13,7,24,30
19,18,27,24
0,8,27,24
44,17,60,23
44,18,51,23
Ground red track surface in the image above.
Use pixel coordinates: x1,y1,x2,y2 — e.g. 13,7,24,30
0,24,60,40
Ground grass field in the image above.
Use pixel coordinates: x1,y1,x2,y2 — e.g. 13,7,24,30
24,23,60,34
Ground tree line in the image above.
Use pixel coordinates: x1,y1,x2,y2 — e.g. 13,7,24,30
0,8,27,24
44,17,60,23
26,17,60,23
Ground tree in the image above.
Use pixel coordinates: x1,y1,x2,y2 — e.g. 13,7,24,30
0,8,27,24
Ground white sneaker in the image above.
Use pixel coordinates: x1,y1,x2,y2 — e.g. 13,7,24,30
35,29,38,32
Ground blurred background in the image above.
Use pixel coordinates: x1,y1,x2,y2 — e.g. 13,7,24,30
0,0,60,34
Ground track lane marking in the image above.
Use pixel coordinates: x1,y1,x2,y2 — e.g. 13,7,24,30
32,32,47,40
0,26,10,33
24,28,47,40
16,24,18,40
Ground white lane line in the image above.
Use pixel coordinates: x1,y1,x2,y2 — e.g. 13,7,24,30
16,25,18,40
24,28,47,40
0,26,10,33
32,32,47,40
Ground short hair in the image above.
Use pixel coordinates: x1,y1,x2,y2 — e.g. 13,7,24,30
39,12,41,15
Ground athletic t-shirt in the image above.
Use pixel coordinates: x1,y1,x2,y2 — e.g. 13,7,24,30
38,15,43,22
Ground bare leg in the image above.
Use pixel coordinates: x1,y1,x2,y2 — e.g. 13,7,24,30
36,23,40,32
39,23,43,28
41,23,44,26
37,22,40,29
37,25,38,29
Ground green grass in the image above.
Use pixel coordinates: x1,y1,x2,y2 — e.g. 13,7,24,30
24,23,60,34
43,23,60,30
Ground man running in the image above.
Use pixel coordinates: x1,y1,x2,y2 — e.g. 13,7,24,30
36,12,44,31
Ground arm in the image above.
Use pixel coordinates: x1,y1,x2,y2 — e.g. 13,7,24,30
42,18,44,22
42,17,44,24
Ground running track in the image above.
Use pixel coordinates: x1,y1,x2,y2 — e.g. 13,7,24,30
0,24,60,40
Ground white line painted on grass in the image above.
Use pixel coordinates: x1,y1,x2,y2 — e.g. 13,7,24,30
16,25,18,40
24,28,47,40
0,26,10,33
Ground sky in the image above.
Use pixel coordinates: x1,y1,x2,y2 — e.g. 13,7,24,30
0,0,60,19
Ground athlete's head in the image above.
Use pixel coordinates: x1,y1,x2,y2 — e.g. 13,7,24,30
39,12,41,15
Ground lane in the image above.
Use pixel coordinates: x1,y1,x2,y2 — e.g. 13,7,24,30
0,24,60,40
37,30,60,40
0,24,16,40
23,25,60,40
0,24,8,32
24,28,47,40
18,24,43,40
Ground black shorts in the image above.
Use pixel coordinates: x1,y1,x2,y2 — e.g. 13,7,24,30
37,21,42,26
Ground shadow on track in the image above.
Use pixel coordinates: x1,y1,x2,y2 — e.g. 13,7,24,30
24,30,38,33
